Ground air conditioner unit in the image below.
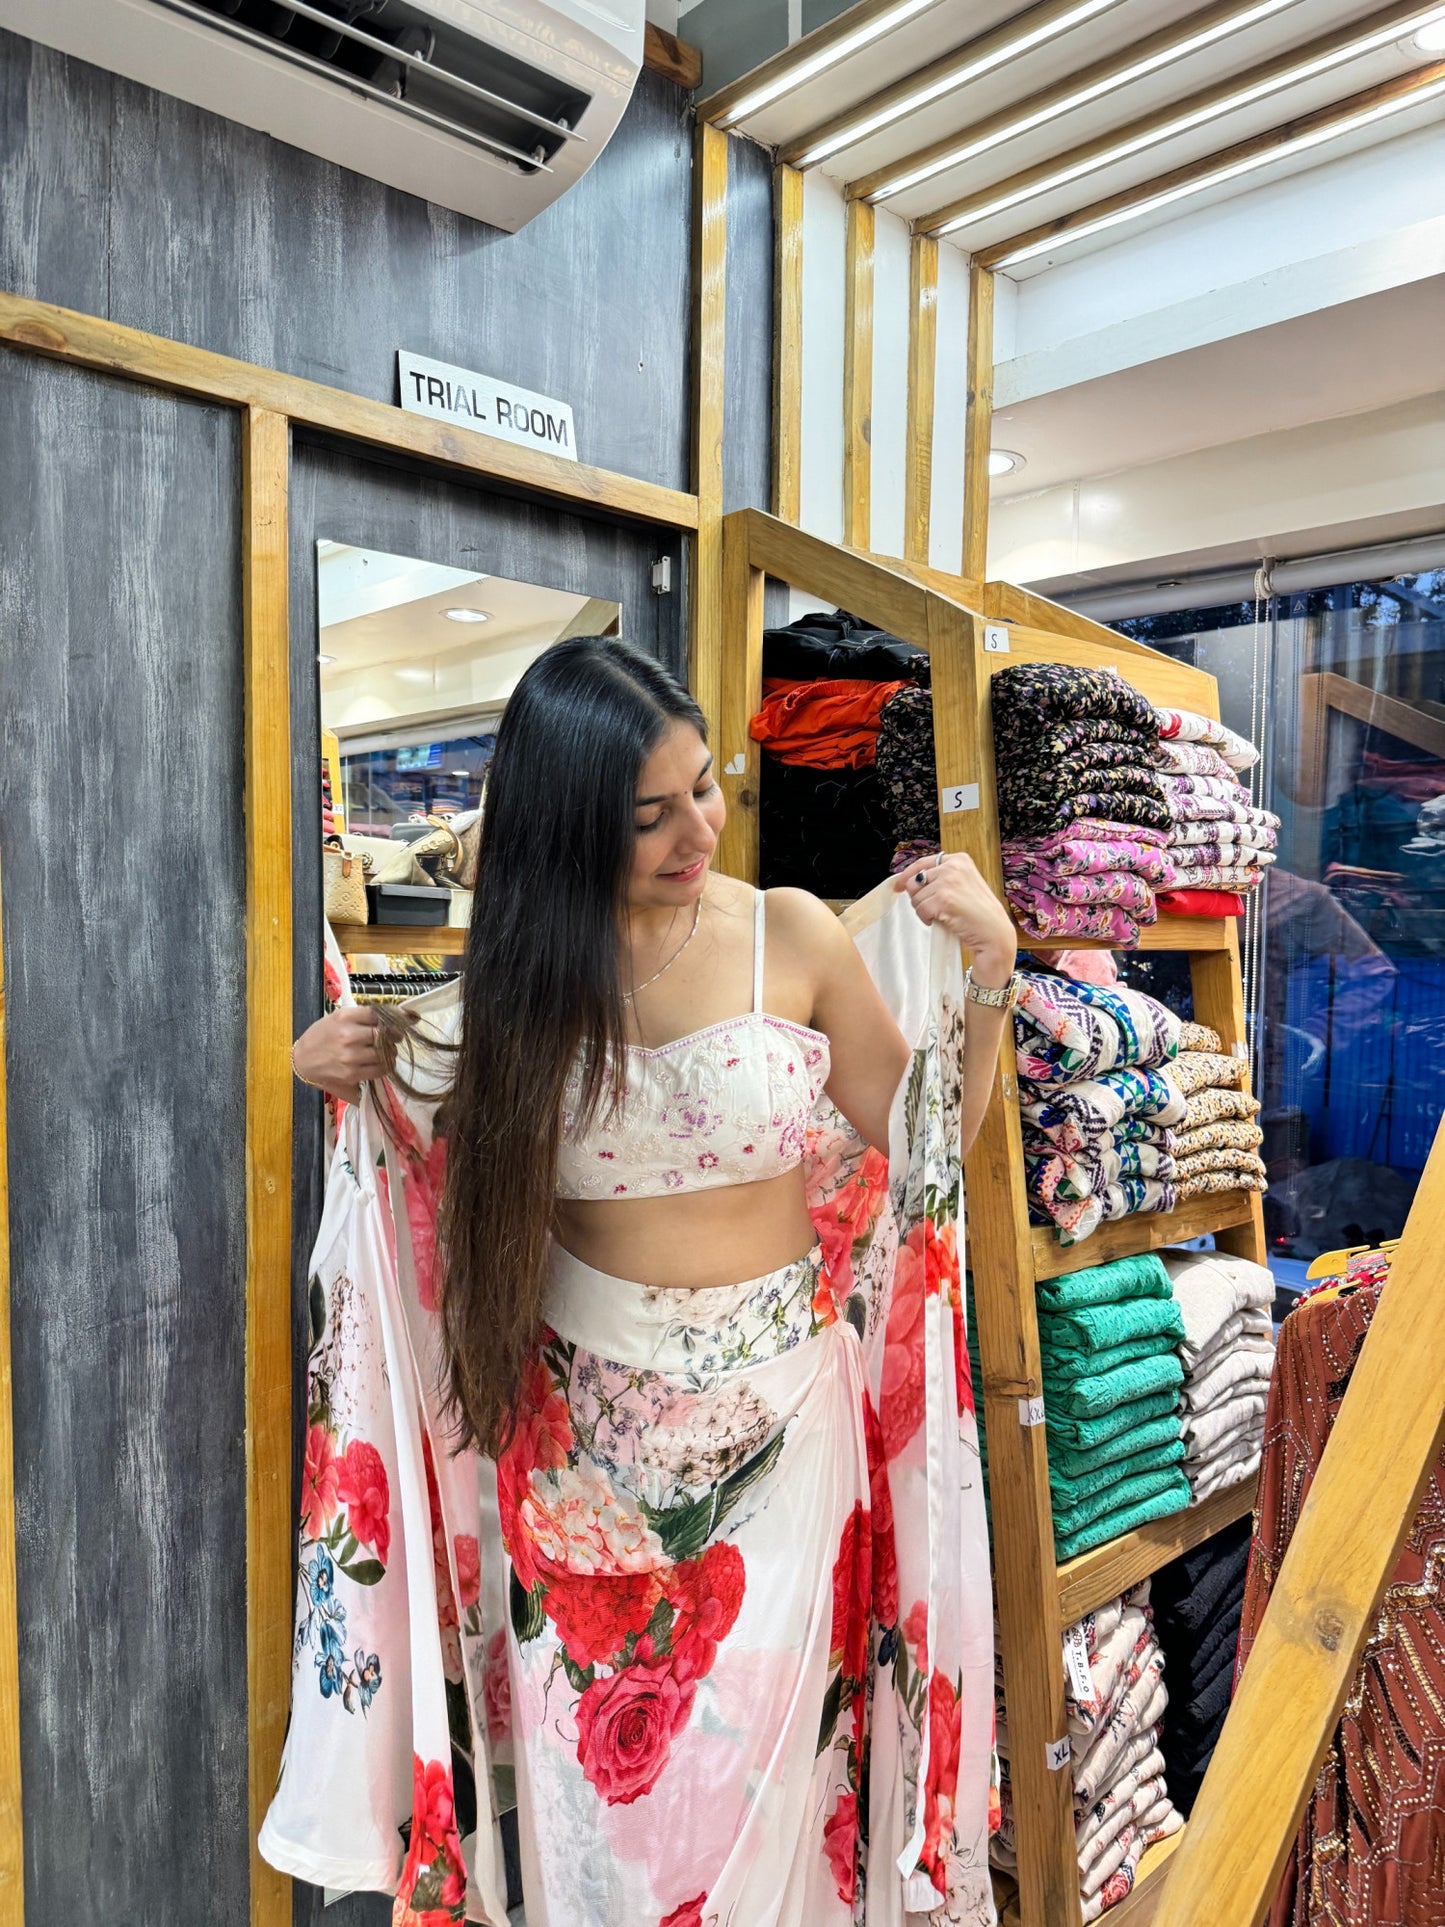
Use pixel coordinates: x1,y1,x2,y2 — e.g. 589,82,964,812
0,0,645,232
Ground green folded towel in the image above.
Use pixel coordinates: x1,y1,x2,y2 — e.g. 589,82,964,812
1049,1438,1186,1510
1040,1333,1172,1382
1048,1413,1184,1482
1050,1351,1185,1419
1038,1295,1186,1356
1035,1253,1173,1313
1055,1474,1192,1561
1046,1389,1181,1453
1054,1463,1189,1540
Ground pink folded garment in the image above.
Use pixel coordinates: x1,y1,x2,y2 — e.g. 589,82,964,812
1003,830,1176,883
1161,771,1254,804
1162,842,1273,871
1153,741,1237,779
1007,891,1144,947
1001,867,1159,911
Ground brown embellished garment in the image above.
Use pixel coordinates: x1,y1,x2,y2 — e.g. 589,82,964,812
1236,1282,1445,1925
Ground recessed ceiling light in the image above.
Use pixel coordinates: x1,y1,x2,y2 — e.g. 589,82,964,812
713,0,942,127
317,652,336,664
989,450,1025,476
1414,16,1445,49
441,606,491,623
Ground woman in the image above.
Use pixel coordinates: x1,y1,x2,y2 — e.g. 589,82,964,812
293,637,1017,1926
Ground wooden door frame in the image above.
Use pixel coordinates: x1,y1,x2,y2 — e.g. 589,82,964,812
0,289,704,1927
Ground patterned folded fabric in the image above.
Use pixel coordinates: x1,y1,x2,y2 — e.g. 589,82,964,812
1161,772,1255,804
1153,741,1237,779
1048,1350,1184,1419
1047,1389,1181,1453
1173,1118,1264,1158
1009,893,1145,946
1153,706,1260,769
1007,816,1173,858
1056,1481,1191,1562
1051,1440,1187,1513
1054,1465,1193,1546
1054,1178,1179,1245
1043,1296,1187,1359
998,751,1165,812
1030,1145,1120,1202
1167,793,1280,829
1014,973,1181,1084
1158,889,1247,918
1181,1086,1260,1129
998,717,1160,768
1042,1333,1177,1381
1113,1117,1179,1149
1050,1413,1185,1482
1178,1021,1221,1052
1176,1167,1268,1201
1165,843,1274,872
1173,1147,1268,1182
1009,787,1174,839
1169,863,1267,893
995,662,1160,734
1165,1050,1247,1096
1023,1065,1188,1149
1169,818,1277,849
1003,867,1158,910
1036,1253,1173,1312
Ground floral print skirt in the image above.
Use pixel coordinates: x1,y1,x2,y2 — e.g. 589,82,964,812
496,1240,877,1927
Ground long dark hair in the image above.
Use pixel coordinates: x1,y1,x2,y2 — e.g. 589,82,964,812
438,636,707,1456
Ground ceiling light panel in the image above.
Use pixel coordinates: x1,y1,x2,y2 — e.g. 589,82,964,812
855,0,1308,206
982,66,1445,268
920,2,1445,238
710,0,944,129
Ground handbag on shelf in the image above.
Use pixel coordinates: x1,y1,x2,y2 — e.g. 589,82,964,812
323,836,371,925
436,807,482,890
406,816,465,880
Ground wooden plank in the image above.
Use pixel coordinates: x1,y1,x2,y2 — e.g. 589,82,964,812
739,508,935,642
330,922,468,956
1110,1829,1185,1926
916,0,1445,237
905,234,938,565
982,579,1161,657
973,61,1445,268
1297,669,1330,818
782,0,1131,172
643,19,702,90
1315,668,1445,759
843,197,875,552
0,293,699,532
962,262,994,586
1158,1117,1445,1927
1058,1478,1259,1626
929,602,1081,1927
243,406,294,1927
690,121,729,737
699,0,921,126
979,622,1219,715
772,164,805,524
716,516,766,884
1016,912,1234,955
0,862,22,1927
878,555,985,609
1032,1192,1257,1282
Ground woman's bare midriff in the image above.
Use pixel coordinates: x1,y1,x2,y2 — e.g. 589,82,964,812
553,1166,819,1289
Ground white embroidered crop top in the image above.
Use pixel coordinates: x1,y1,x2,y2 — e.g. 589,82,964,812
556,892,831,1200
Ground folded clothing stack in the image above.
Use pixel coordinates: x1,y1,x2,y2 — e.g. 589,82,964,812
1037,1254,1190,1558
1162,1028,1269,1204
1016,971,1186,1244
1150,1516,1252,1814
1150,706,1279,917
994,1584,1183,1919
991,664,1175,945
1161,1250,1275,1501
755,611,927,899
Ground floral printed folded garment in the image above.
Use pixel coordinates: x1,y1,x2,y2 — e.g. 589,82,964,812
1169,863,1268,894
1005,870,1158,913
1022,1066,1187,1152
1003,820,1174,872
1170,818,1277,849
1153,706,1259,770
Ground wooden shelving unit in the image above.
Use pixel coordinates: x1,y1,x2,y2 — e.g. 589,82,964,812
715,510,1268,1927
329,921,467,956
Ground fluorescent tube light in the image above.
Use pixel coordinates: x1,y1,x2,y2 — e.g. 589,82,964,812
929,4,1445,235
986,72,1445,265
1414,16,1445,46
873,0,1301,201
715,0,942,127
795,0,1118,166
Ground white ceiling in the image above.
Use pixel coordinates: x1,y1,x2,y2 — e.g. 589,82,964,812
721,0,1445,265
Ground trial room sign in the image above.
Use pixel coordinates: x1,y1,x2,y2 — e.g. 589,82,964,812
397,351,578,461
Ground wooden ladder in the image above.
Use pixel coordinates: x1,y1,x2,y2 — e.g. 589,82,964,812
717,509,1268,1927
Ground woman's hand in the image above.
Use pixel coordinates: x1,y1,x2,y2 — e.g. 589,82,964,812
894,852,1017,984
292,1007,387,1102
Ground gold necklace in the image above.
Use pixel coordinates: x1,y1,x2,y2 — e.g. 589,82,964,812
622,899,701,1003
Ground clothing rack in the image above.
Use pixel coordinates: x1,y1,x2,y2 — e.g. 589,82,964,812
715,509,1267,1927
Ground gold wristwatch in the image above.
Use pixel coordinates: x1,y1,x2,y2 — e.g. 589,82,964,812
963,966,1019,1010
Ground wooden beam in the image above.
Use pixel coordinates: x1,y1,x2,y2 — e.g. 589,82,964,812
1057,1477,1259,1626
904,233,938,565
782,0,1130,171
0,294,698,532
916,0,1445,238
717,514,766,884
243,406,294,1927
643,20,703,90
962,262,994,585
982,579,1152,654
973,60,1445,268
1313,668,1445,759
690,121,729,738
738,508,934,641
1157,1115,1445,1927
698,0,929,127
772,164,805,524
0,862,23,1927
843,197,875,551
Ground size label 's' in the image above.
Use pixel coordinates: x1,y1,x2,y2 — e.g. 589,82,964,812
940,783,980,815
983,625,1011,653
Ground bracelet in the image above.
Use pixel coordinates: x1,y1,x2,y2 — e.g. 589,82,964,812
291,1042,317,1089
963,966,1018,1011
